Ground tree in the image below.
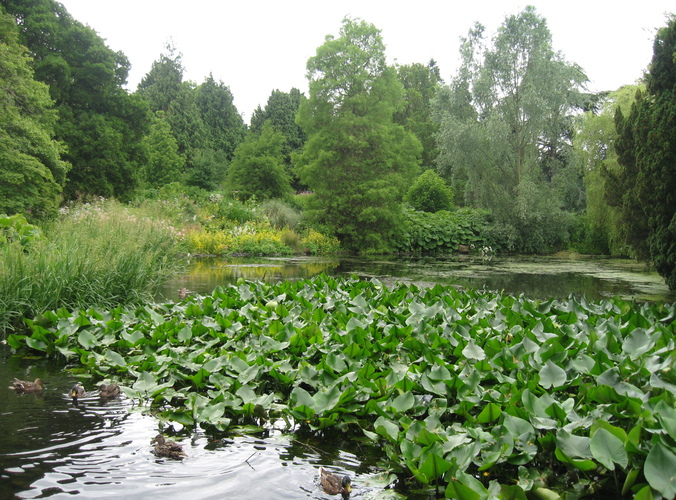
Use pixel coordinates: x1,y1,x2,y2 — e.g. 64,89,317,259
294,17,421,252
610,16,676,290
250,88,306,190
434,7,588,252
574,85,640,256
136,41,184,113
394,60,442,169
141,112,185,187
405,169,454,213
195,74,246,160
4,0,150,200
227,122,291,200
0,10,69,219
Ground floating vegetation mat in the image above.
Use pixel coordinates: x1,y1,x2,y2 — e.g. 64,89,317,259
8,276,676,499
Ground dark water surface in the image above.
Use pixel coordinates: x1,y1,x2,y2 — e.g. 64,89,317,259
3,253,673,498
158,254,675,304
0,342,400,499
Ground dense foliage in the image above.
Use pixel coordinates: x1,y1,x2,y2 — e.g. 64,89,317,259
8,276,676,498
396,208,490,254
0,199,184,332
0,10,69,219
295,17,422,253
609,17,676,290
405,169,454,213
434,7,588,253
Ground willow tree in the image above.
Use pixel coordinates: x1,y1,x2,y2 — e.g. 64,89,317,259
294,17,421,252
435,7,588,252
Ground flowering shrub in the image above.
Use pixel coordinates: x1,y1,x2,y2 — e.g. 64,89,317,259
300,229,341,255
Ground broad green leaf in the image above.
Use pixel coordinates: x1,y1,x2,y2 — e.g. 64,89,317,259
77,330,97,349
621,328,654,358
644,442,676,498
104,349,127,367
374,416,400,443
418,451,450,484
477,403,502,423
462,339,486,360
445,480,481,500
539,360,566,389
388,392,415,413
556,430,592,459
590,428,628,470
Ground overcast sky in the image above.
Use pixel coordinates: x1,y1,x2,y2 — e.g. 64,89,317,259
58,0,673,123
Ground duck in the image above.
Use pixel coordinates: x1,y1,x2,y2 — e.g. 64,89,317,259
69,382,86,400
99,383,121,399
320,467,352,499
9,378,45,393
151,434,187,459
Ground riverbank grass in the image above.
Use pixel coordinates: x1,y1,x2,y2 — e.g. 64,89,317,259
0,199,185,333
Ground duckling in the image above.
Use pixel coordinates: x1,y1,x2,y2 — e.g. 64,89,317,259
151,434,187,459
69,382,86,400
320,467,352,499
99,383,121,399
9,378,45,393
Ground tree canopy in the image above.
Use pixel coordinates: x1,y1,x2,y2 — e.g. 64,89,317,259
610,16,676,290
434,6,588,252
295,17,421,252
0,9,69,219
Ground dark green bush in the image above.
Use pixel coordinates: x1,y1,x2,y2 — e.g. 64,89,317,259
405,169,454,213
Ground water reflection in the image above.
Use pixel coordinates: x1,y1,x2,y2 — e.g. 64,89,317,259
158,254,675,303
0,345,397,499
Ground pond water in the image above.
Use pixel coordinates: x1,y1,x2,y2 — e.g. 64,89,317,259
0,344,403,499
3,253,674,498
157,254,676,304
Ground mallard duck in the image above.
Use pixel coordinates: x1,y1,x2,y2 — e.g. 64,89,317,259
69,382,86,400
9,378,45,393
99,383,120,399
320,467,352,499
151,434,187,459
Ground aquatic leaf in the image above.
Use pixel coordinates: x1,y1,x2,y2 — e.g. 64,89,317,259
644,442,676,499
104,349,127,367
556,430,592,459
590,428,627,470
554,448,597,471
622,328,654,358
539,360,566,389
529,487,561,500
375,416,399,443
499,484,528,500
462,339,486,360
445,480,481,500
418,451,450,484
388,392,415,413
77,330,97,349
477,403,502,424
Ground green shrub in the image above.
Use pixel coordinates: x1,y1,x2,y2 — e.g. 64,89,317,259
395,207,491,254
405,169,454,213
259,198,301,230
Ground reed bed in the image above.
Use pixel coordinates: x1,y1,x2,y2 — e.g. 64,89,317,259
0,200,185,333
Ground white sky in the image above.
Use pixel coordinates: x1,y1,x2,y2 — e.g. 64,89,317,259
58,0,673,123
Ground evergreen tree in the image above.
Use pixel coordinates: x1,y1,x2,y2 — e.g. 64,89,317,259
611,16,676,289
294,17,421,252
3,0,150,200
0,9,69,219
228,122,291,200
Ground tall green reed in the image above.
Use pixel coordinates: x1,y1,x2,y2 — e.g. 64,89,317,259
0,199,186,333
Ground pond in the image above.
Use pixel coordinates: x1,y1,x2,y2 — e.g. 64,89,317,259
3,253,674,498
0,343,401,499
157,253,676,304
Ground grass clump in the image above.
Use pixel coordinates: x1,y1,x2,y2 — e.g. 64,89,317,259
0,199,185,333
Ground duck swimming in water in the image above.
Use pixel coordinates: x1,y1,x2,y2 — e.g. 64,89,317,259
9,378,45,393
69,382,86,400
99,383,120,399
320,467,352,499
151,434,187,459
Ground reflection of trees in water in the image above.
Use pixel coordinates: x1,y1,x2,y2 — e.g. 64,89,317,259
190,258,340,282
